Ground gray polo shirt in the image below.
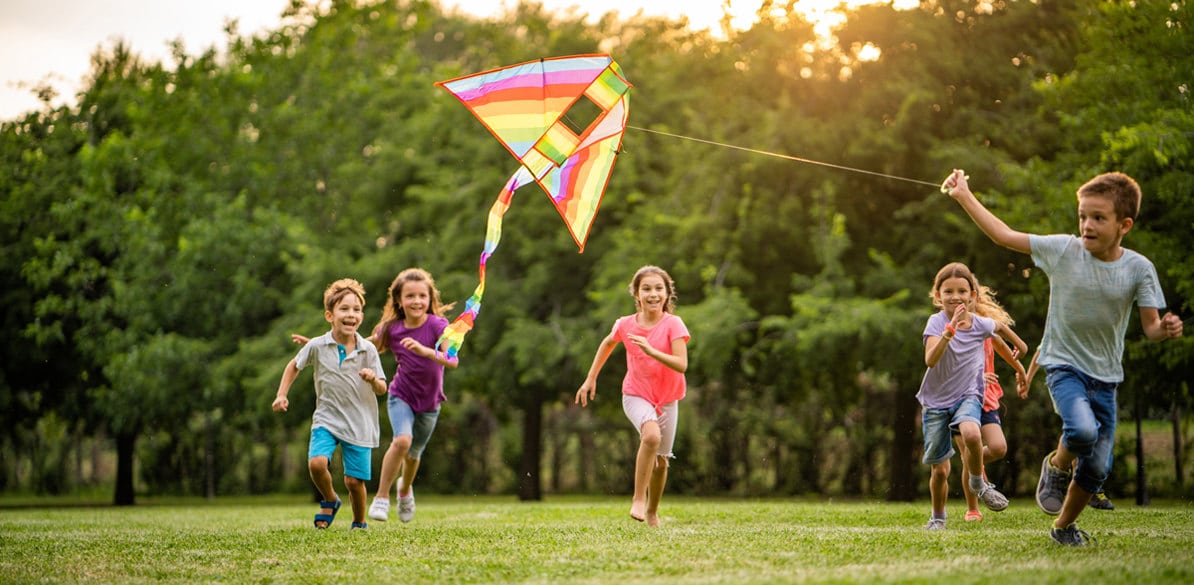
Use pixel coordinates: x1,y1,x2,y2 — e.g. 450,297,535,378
295,331,386,447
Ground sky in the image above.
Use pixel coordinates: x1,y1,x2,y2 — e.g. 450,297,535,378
1,0,784,122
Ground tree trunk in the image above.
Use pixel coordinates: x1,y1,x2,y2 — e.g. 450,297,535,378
517,393,543,501
1173,396,1184,490
204,411,216,499
888,390,918,501
1134,390,1149,506
114,432,136,506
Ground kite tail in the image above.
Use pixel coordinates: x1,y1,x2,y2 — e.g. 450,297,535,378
436,168,533,359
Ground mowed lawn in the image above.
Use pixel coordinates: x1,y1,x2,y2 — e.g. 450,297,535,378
2,496,1192,584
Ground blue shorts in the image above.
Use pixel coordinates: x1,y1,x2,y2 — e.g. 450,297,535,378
980,408,1002,426
308,426,372,480
387,394,441,460
921,395,982,465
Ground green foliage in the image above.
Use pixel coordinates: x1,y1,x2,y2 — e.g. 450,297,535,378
2,0,1192,502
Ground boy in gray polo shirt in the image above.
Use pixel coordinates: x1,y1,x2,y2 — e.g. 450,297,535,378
274,278,387,529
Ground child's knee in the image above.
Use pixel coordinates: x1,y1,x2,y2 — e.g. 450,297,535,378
307,456,330,474
344,476,365,491
930,462,951,480
391,434,413,451
1063,425,1098,452
640,423,662,449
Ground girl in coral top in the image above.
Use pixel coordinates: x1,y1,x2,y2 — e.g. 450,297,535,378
576,265,690,527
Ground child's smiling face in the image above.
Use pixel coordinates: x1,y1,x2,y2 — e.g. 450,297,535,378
325,292,365,337
636,274,668,315
936,276,976,319
400,280,431,322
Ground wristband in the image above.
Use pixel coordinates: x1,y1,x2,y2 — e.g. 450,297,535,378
943,323,956,337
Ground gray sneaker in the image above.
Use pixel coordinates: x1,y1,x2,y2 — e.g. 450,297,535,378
396,478,415,523
1089,490,1115,511
977,481,1009,511
925,518,946,531
1036,451,1070,515
1050,523,1095,546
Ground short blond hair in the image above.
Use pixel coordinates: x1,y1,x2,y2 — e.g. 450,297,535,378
323,278,366,312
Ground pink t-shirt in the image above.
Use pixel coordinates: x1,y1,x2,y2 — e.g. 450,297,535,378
611,313,690,413
981,338,1004,412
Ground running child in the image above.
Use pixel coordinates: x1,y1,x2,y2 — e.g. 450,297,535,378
918,262,1026,530
274,278,388,530
575,265,690,527
944,169,1182,545
957,284,1028,522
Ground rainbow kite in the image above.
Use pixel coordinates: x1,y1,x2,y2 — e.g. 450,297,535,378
433,54,632,358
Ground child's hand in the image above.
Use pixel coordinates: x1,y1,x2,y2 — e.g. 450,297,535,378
1015,371,1030,399
626,334,654,356
398,337,433,357
358,368,379,383
940,169,970,197
290,333,310,344
1162,312,1183,339
983,372,998,386
950,304,971,329
272,396,288,412
575,380,596,407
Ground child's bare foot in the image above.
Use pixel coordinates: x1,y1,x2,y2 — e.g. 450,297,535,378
629,500,646,522
646,512,660,527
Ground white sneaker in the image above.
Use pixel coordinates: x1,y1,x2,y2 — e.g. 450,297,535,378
368,497,390,522
396,478,415,523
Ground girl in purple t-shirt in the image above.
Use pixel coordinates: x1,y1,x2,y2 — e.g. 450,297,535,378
366,268,459,524
917,262,1024,530
576,265,690,527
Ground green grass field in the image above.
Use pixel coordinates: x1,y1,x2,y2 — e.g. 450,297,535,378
2,496,1192,584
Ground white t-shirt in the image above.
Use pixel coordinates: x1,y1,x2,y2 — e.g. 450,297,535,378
1030,234,1166,383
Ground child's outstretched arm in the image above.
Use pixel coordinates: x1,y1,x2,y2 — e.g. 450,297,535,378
992,335,1028,398
942,170,1032,254
1018,348,1041,399
399,337,459,369
1140,307,1184,342
273,359,301,412
993,321,1028,358
575,334,619,407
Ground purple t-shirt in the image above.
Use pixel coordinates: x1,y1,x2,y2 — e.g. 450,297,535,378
916,311,996,409
384,315,448,413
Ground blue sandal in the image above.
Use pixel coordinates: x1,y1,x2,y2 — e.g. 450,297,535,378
313,498,342,529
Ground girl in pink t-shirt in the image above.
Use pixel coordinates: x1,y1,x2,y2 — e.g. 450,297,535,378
576,265,690,527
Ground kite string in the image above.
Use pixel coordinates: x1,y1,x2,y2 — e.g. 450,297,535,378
627,124,941,188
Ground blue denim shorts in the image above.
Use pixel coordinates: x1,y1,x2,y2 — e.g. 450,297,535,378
921,395,982,465
387,394,441,460
308,426,372,480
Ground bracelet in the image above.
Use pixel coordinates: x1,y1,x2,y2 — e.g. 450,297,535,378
943,323,956,338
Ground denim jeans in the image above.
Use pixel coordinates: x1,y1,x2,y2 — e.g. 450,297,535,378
1045,365,1118,493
